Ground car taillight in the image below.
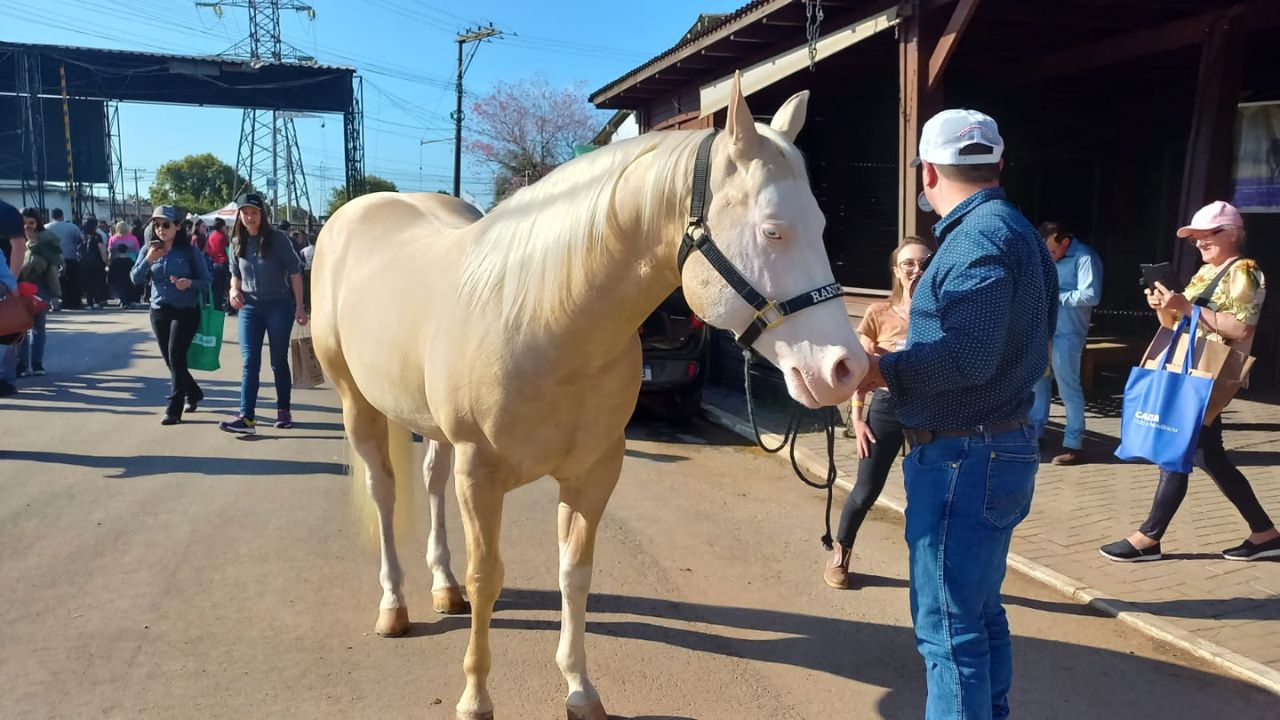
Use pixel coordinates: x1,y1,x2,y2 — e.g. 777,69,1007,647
690,315,704,329
687,362,699,378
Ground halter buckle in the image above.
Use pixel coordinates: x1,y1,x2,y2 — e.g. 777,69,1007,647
754,301,786,330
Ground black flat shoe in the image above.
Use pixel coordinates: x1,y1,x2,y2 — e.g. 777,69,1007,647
161,415,180,426
1099,538,1162,562
1222,536,1280,562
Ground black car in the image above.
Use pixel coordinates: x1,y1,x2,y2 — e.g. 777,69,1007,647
638,288,709,420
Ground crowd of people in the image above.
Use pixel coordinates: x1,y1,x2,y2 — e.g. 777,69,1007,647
1,105,1274,719
0,198,317,403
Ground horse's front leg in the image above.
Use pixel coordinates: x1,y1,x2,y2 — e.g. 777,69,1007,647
454,446,507,720
555,437,623,720
424,440,468,614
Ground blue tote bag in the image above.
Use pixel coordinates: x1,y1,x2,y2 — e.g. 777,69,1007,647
1114,307,1214,473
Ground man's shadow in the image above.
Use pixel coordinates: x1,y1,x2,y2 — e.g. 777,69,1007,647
401,586,1273,719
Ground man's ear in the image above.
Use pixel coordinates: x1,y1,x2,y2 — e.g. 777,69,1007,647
922,161,939,189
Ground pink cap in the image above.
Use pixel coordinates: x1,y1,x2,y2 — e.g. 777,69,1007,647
1177,201,1243,238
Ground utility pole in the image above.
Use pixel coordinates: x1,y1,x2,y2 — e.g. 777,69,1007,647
453,25,504,198
132,168,141,219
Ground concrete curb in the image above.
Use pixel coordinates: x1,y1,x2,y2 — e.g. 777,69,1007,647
701,402,1280,697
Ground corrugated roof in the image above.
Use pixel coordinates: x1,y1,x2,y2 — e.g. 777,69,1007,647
589,0,774,104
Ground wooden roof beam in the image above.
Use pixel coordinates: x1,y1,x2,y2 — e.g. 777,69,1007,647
927,0,979,91
994,0,1280,89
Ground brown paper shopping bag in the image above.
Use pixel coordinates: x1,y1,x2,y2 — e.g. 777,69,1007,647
1140,324,1254,424
290,324,326,389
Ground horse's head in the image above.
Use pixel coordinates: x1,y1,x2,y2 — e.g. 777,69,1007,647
680,76,866,409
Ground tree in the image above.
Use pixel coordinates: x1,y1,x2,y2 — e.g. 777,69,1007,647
467,76,602,203
150,153,247,215
327,175,398,217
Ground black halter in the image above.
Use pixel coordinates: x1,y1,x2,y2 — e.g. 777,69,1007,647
677,129,844,551
677,130,845,351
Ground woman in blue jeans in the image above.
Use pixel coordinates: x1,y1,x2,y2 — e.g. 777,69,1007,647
220,193,307,435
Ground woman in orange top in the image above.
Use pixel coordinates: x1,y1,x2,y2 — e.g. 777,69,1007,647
827,235,936,589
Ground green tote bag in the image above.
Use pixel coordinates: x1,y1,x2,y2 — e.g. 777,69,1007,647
187,288,225,372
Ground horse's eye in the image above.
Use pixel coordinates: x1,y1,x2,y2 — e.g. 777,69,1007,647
761,225,782,240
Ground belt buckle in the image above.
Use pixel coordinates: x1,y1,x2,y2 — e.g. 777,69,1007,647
754,301,786,330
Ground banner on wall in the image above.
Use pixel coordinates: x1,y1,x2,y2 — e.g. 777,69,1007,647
1232,101,1280,213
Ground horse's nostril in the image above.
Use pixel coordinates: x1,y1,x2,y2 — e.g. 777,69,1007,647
832,357,854,387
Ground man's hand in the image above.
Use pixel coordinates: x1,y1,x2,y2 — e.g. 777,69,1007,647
858,354,886,394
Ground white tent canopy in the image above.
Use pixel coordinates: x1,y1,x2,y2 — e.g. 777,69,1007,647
192,202,239,226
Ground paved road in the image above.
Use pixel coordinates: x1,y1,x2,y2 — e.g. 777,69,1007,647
1,311,1276,718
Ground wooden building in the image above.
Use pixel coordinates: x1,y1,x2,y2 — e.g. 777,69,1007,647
591,0,1280,391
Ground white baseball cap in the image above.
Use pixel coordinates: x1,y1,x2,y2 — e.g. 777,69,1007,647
912,109,1005,167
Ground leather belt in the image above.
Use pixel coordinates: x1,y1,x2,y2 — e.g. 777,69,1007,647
903,419,1028,449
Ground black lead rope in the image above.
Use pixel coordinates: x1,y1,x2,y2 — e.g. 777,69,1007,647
679,129,844,551
742,348,840,552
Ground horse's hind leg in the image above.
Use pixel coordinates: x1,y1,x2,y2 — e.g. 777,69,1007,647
424,440,468,614
555,436,624,720
341,390,411,637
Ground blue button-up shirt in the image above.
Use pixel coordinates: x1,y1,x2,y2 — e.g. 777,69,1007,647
880,188,1058,430
1053,237,1102,342
130,243,211,309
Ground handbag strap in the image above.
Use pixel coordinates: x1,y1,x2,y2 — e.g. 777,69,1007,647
1192,257,1241,308
1159,306,1202,376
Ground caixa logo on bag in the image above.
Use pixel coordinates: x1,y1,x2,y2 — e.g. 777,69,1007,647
1134,410,1178,433
192,334,217,348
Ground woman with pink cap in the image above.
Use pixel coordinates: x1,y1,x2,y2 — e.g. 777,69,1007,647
1101,200,1279,562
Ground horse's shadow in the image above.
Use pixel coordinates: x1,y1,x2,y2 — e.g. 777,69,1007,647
397,586,1272,719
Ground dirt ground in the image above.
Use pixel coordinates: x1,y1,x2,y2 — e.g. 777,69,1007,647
1,312,1275,719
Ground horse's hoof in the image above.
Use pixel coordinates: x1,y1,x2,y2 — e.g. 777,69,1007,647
433,586,470,615
566,699,608,720
374,607,409,637
454,711,493,720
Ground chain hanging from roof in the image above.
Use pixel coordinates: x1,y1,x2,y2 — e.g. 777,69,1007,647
805,0,824,71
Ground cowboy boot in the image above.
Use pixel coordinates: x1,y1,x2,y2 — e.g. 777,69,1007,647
824,544,852,589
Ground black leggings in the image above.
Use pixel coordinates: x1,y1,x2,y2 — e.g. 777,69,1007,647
837,390,904,549
149,304,202,416
1139,415,1274,540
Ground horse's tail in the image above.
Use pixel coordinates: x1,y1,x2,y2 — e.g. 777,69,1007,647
347,421,418,549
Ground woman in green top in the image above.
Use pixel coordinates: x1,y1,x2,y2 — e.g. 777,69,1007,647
16,207,62,377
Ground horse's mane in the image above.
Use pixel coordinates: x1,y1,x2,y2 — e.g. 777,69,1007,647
458,129,708,329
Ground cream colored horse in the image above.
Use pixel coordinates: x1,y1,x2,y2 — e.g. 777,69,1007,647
311,76,865,720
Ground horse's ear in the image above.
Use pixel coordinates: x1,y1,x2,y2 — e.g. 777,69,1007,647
726,71,758,151
769,91,809,143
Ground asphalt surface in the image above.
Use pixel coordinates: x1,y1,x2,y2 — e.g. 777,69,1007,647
1,310,1276,719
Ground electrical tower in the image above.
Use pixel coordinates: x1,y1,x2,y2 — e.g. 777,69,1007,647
197,0,316,224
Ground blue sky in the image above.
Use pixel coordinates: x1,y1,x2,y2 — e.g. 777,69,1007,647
2,0,749,211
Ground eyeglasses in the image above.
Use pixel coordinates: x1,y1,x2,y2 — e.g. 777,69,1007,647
897,257,932,270
152,221,173,230
1189,228,1225,244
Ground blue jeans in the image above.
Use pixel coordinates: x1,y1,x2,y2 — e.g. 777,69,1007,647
0,337,18,381
16,310,48,373
904,424,1038,720
238,297,294,421
1029,335,1086,449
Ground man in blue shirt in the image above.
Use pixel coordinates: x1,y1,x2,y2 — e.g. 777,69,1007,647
862,109,1056,720
1030,223,1102,465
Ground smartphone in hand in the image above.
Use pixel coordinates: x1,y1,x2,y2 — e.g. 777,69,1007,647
1140,262,1179,292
